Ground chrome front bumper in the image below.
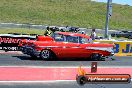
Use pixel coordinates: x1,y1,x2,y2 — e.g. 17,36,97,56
109,48,115,56
110,52,115,56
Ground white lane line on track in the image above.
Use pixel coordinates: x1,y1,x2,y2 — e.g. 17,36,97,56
0,80,76,83
0,79,132,83
0,51,23,54
0,66,132,68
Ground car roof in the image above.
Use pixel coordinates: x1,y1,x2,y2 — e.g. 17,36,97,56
56,32,90,39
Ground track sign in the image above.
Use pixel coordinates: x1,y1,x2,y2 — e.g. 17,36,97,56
91,62,97,73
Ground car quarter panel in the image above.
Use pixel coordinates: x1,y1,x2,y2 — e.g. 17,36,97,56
79,43,114,56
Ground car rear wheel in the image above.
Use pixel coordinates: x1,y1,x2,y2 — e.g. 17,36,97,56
40,49,54,61
90,53,102,61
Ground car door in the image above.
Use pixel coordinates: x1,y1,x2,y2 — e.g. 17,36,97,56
50,41,81,59
60,42,81,58
55,35,82,58
58,35,89,58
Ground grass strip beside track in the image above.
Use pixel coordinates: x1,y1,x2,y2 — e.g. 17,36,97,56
0,28,45,35
0,0,132,29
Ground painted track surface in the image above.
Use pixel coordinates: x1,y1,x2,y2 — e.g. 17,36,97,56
0,54,132,66
0,67,132,81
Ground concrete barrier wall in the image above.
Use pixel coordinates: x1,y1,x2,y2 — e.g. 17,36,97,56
94,40,116,44
114,41,132,56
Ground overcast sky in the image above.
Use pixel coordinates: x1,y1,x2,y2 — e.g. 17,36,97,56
91,0,132,6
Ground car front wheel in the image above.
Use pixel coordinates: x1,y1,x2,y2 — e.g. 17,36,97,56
90,53,102,61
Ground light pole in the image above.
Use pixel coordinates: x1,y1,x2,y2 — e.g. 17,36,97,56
105,0,112,38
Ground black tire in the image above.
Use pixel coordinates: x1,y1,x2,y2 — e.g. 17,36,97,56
90,53,102,61
128,35,132,39
111,34,115,37
30,54,37,59
60,29,64,32
40,49,54,61
76,76,86,86
5,50,8,52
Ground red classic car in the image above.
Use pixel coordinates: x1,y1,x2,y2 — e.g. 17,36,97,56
20,32,114,61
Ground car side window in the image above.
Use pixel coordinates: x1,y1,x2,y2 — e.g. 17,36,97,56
66,36,78,43
79,37,89,44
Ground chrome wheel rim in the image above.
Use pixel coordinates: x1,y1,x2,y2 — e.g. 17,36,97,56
41,50,50,59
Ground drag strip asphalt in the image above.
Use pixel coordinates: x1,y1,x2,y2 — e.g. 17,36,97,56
0,54,132,67
0,81,132,88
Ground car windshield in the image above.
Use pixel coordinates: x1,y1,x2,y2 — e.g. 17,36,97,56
51,33,89,43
